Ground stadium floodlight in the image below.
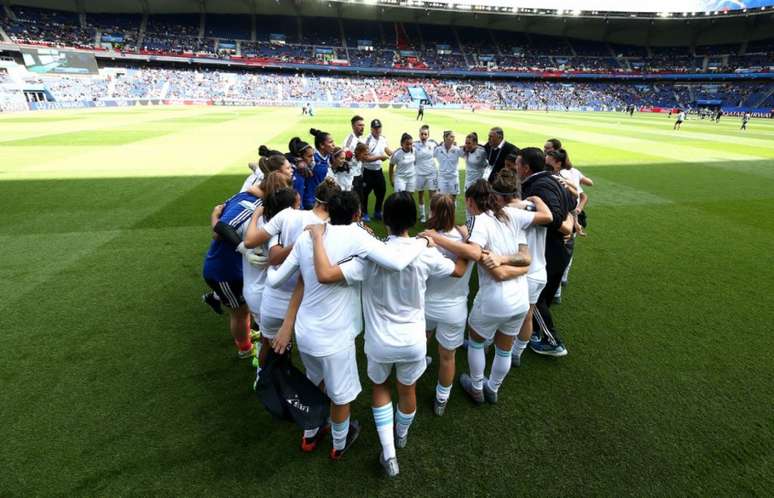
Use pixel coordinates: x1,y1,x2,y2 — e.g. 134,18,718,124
572,9,581,16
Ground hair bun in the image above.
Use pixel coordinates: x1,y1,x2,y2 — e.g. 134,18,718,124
258,145,270,157
309,128,319,136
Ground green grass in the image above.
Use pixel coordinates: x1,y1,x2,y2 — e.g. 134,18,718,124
1,106,773,496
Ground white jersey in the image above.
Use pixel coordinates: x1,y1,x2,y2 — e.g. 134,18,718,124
468,211,529,318
342,132,366,177
341,236,455,363
240,169,264,193
266,229,362,357
333,168,354,191
242,214,269,316
390,148,416,179
504,205,544,281
463,145,488,176
259,208,325,319
363,134,389,171
434,144,462,179
677,112,686,121
425,228,473,316
414,139,438,176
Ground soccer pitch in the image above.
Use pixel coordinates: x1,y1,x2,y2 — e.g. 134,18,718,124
1,106,773,496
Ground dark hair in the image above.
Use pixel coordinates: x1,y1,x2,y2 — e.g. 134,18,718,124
546,138,562,150
263,187,297,221
328,191,361,225
259,170,292,197
505,153,519,164
492,169,521,201
351,115,364,125
382,192,417,235
400,132,412,144
354,142,368,160
258,154,287,175
314,177,341,207
490,127,504,139
288,137,312,157
426,193,456,232
466,132,478,143
420,124,430,132
259,145,283,158
517,147,546,175
309,128,331,150
546,149,569,171
465,179,506,222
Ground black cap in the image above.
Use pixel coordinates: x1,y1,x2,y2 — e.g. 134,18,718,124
371,119,382,128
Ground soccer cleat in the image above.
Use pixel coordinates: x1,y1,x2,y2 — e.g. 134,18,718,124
374,211,383,221
511,352,522,368
459,373,484,405
237,343,256,360
379,452,400,478
425,355,433,367
202,291,223,315
483,379,498,404
529,342,568,357
300,424,330,453
329,420,361,460
249,329,261,342
420,214,427,223
530,331,541,343
433,397,447,417
361,213,371,222
553,295,562,304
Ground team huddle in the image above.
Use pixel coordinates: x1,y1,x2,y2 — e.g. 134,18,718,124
200,116,593,477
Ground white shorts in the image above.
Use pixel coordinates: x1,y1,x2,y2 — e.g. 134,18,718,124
300,344,362,405
438,177,460,195
415,173,438,192
394,175,416,193
468,302,528,340
464,168,485,189
259,315,283,340
427,318,466,350
527,277,546,305
243,286,263,322
367,357,427,386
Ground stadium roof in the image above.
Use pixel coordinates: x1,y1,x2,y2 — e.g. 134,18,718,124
7,0,774,46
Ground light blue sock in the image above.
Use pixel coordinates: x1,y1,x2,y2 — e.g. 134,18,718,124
372,402,395,459
436,382,452,403
331,417,350,451
395,408,416,438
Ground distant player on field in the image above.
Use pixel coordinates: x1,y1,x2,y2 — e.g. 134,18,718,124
674,110,686,130
741,112,751,131
416,100,425,121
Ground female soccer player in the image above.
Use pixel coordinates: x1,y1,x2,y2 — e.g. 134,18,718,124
414,125,438,223
307,128,335,209
202,189,263,360
267,191,435,461
488,170,555,367
308,192,465,477
433,130,462,203
242,179,341,361
330,146,353,192
461,132,489,191
424,194,473,416
389,133,416,194
421,180,531,405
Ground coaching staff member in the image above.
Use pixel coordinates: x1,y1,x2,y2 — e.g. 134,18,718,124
362,119,392,221
515,147,573,357
485,126,518,183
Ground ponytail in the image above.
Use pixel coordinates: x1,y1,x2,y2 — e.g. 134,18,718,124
464,179,506,222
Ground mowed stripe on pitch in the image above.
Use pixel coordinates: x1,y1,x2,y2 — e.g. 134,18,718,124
469,111,766,162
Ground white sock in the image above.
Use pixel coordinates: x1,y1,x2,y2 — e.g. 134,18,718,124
436,382,452,403
467,339,486,390
487,346,512,392
395,408,415,438
372,402,395,460
555,286,562,298
303,427,319,439
419,204,426,217
511,339,529,359
331,417,350,451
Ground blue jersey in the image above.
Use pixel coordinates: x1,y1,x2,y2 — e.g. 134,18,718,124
202,192,261,282
301,150,330,209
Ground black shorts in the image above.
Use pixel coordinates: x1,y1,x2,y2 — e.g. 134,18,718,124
205,278,245,309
